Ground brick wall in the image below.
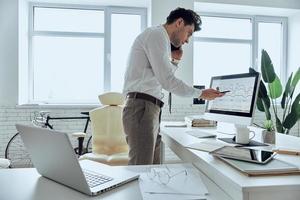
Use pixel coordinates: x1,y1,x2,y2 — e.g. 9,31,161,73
0,105,299,164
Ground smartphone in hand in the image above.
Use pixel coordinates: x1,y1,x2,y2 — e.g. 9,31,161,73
220,90,230,94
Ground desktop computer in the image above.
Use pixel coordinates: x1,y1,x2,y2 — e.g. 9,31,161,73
204,72,260,144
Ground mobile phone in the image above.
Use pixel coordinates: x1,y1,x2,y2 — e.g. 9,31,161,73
220,90,230,94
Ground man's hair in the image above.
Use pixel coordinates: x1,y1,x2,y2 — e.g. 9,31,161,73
166,7,202,32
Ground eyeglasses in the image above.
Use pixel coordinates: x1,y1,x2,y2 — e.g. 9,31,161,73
147,165,188,185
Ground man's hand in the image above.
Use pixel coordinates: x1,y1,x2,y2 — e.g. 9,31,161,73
200,88,224,100
171,47,183,61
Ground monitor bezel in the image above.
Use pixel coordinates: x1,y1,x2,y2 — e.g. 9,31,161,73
205,72,260,118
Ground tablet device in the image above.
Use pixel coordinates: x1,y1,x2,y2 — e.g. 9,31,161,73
210,146,276,164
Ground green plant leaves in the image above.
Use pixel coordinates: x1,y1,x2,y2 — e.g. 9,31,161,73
268,76,282,99
257,50,299,133
275,116,284,133
292,93,300,118
249,67,257,74
257,97,271,120
261,49,276,83
283,93,300,130
291,67,300,92
281,72,293,109
283,111,298,130
256,98,265,111
258,81,268,98
256,76,271,120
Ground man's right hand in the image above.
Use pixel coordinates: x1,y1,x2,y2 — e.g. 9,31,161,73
200,89,224,100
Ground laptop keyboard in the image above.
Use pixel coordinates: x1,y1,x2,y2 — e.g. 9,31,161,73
83,170,114,188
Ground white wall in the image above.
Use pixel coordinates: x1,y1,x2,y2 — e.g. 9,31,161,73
0,0,18,106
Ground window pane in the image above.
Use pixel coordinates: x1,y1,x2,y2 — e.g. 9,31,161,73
34,7,104,33
110,14,141,92
195,16,252,39
258,22,282,76
194,41,251,87
33,36,104,103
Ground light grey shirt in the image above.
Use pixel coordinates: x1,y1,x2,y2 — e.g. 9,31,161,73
123,25,202,101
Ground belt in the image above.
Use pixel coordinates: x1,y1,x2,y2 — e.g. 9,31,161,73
126,92,164,108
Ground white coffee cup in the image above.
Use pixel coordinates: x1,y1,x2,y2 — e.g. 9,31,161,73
235,126,255,144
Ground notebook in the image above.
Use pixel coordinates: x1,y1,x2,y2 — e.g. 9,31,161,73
219,157,300,176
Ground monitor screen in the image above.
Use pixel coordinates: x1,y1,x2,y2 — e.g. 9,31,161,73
205,72,260,118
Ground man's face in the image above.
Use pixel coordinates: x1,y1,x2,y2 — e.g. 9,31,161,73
171,18,194,47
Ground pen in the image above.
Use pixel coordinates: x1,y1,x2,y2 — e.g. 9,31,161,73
272,149,300,156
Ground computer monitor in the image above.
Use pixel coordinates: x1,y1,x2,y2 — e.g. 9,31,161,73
204,72,260,139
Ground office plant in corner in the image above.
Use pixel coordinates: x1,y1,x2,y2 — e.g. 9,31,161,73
253,49,300,134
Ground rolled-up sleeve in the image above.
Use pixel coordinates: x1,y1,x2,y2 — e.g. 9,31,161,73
144,31,202,98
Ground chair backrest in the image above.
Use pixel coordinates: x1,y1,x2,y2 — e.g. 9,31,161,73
90,92,128,155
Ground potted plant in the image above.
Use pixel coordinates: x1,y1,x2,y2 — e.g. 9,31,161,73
261,120,276,144
251,49,300,135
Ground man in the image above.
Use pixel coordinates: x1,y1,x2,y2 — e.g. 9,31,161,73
122,7,223,165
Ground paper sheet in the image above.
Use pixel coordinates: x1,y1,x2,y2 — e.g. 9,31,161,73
139,164,208,200
164,121,187,127
186,140,226,152
185,130,217,138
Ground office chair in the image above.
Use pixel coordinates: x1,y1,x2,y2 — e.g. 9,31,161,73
0,158,10,168
79,92,129,165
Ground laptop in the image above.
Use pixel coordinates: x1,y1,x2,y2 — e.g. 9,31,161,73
16,124,139,196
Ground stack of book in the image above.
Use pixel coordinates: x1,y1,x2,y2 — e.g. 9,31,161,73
184,115,217,127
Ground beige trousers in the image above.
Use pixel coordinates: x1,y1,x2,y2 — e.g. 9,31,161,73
122,98,162,165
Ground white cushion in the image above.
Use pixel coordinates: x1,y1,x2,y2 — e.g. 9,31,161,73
98,92,125,105
79,152,128,166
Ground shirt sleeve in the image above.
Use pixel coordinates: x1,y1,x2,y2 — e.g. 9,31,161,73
144,30,202,98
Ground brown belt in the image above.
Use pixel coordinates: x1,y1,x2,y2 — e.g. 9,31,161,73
126,92,164,108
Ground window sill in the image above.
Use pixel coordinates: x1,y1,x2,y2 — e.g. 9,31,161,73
16,103,100,109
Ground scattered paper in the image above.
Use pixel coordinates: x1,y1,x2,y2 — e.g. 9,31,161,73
186,140,226,153
164,121,187,127
185,130,216,138
139,164,208,200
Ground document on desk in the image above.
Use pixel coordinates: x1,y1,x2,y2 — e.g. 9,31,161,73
139,164,208,200
185,130,217,138
186,140,226,153
164,121,187,127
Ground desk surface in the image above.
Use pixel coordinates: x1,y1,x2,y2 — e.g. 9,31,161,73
161,123,300,200
0,161,231,200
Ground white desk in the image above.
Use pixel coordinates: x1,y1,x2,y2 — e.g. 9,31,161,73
161,124,300,200
0,161,231,200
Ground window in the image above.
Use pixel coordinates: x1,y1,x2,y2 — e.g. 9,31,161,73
193,14,287,87
28,4,146,104
257,20,285,77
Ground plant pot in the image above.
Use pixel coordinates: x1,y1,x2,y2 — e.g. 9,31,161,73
261,130,276,144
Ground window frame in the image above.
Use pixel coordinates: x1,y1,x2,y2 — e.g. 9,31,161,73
194,12,288,84
28,3,147,104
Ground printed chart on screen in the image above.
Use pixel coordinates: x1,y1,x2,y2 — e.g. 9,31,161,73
208,77,256,113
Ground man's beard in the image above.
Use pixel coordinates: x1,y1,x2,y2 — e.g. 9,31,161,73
170,31,181,47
